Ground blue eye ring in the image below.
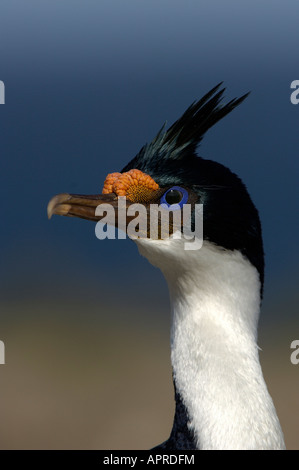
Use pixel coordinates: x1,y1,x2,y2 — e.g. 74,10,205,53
160,186,189,210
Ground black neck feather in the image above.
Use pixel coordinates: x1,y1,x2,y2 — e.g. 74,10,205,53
151,380,197,450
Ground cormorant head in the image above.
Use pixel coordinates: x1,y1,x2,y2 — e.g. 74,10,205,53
48,84,264,290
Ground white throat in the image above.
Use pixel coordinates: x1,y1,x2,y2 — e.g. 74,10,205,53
136,238,285,450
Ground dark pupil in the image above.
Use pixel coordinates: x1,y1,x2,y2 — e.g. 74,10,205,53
165,189,183,205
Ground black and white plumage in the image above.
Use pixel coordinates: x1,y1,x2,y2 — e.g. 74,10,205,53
48,84,285,450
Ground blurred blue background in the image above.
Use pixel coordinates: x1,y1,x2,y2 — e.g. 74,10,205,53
0,0,298,449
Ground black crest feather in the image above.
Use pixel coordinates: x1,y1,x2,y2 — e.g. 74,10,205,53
165,83,249,152
122,83,249,172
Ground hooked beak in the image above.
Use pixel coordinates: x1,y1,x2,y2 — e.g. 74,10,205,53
47,191,156,241
48,193,125,222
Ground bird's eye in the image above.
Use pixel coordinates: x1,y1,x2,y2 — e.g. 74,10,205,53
160,186,188,209
165,190,183,205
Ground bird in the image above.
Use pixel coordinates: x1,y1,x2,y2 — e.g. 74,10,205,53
47,83,285,450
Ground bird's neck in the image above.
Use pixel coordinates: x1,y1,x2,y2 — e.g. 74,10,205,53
137,239,285,450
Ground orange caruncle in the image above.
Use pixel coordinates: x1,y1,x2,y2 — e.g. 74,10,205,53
102,169,159,202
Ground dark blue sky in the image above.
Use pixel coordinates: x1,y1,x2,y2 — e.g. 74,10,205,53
1,1,298,319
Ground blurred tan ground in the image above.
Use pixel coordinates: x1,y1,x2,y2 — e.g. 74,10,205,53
0,300,298,449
